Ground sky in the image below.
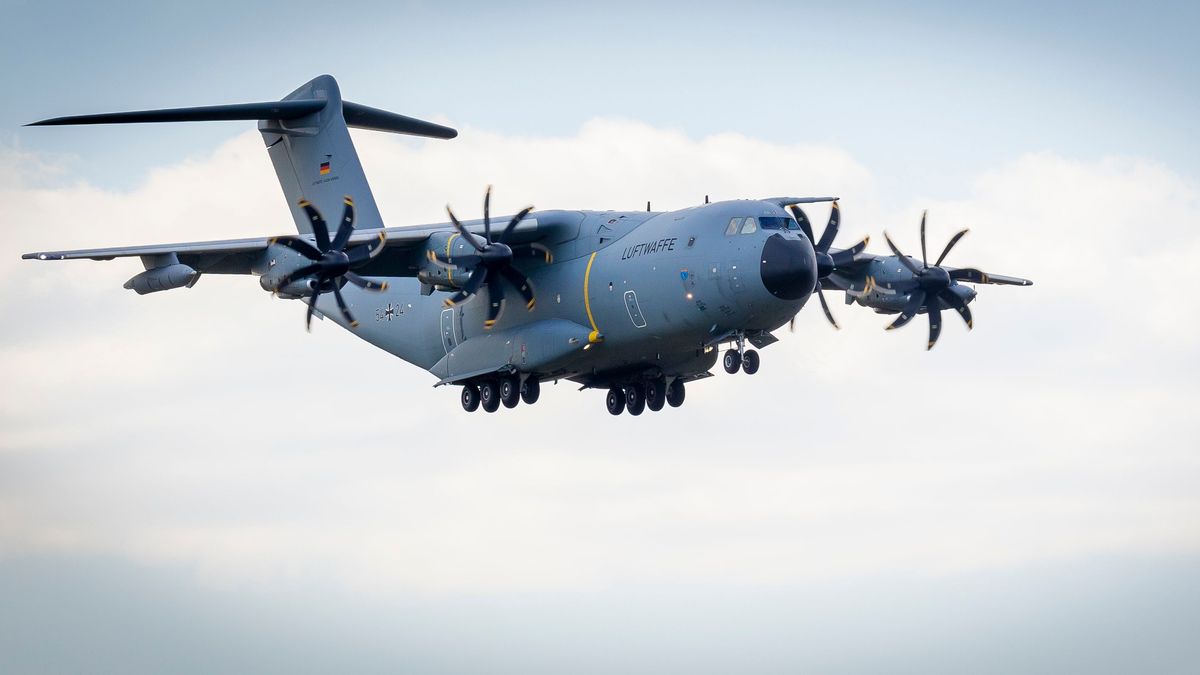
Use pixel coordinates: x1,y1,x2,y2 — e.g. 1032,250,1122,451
2,1,1199,673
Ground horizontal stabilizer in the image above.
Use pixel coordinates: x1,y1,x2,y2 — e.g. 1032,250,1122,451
28,99,457,140
27,100,328,126
343,101,457,139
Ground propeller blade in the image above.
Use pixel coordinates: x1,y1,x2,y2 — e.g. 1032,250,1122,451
830,235,869,267
443,268,488,307
935,228,969,266
926,300,942,350
446,205,486,252
484,275,505,329
269,237,322,260
498,265,536,311
789,315,796,333
346,232,388,266
329,196,356,252
483,185,492,244
886,291,925,331
817,287,840,329
939,289,973,329
788,205,816,243
305,285,320,331
298,200,331,252
920,210,929,268
884,231,923,275
276,263,323,290
498,206,535,244
331,284,359,328
815,201,840,253
344,271,388,292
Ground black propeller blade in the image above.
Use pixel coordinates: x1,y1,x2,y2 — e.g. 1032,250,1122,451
434,186,538,329
271,196,389,331
788,201,868,332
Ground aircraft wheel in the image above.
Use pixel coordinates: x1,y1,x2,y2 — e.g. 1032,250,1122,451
521,378,541,405
742,349,760,375
645,377,666,412
500,375,521,408
480,380,500,413
461,383,481,412
606,387,626,416
666,379,686,408
723,350,742,374
625,383,646,416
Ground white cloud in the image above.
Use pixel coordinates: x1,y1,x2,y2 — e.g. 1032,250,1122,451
1,120,1198,595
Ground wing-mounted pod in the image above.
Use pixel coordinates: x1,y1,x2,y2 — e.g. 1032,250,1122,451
123,254,199,295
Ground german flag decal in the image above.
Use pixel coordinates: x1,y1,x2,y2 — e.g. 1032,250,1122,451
319,161,331,175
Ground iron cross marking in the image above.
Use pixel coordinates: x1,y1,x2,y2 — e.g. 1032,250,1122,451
377,302,404,322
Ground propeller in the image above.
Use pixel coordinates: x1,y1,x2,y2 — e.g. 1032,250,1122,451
788,201,869,331
428,186,539,329
881,210,975,350
270,196,389,331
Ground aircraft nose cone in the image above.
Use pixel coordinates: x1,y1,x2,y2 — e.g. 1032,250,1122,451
760,233,816,301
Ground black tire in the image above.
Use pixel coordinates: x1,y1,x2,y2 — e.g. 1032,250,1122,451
480,380,500,413
666,379,686,408
521,378,541,405
645,377,666,412
625,384,646,416
742,349,760,375
499,375,521,408
723,350,742,374
461,384,480,412
606,387,626,415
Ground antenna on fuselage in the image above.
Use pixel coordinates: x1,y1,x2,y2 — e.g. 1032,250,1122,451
705,195,710,204
646,201,651,212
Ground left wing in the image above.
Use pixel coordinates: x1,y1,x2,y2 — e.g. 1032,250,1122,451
22,217,542,276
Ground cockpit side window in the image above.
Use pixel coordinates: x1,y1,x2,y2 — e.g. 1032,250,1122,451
758,216,796,230
725,218,742,236
740,217,758,234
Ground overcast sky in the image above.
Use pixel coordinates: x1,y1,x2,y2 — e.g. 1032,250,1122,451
2,1,1199,673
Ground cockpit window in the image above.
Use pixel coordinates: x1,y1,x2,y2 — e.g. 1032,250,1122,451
725,217,742,236
740,217,758,234
758,216,798,231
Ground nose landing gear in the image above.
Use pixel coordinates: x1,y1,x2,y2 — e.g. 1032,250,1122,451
724,333,760,375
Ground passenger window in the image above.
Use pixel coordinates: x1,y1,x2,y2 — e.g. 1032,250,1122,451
725,218,742,236
740,217,758,234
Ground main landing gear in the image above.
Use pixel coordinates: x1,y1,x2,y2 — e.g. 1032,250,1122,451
723,334,760,375
461,375,541,413
606,378,685,416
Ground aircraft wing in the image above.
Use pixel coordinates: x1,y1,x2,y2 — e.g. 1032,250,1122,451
22,218,541,276
819,250,1032,288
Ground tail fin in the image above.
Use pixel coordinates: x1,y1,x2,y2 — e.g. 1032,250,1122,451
27,74,456,234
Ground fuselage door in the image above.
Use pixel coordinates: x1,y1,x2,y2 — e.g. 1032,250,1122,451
440,308,456,354
624,290,647,328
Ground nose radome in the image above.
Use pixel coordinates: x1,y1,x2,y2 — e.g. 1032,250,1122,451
760,233,816,301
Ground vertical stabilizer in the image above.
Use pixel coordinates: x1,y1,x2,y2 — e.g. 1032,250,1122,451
259,75,382,234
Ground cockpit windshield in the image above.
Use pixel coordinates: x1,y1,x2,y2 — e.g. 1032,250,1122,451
758,216,800,231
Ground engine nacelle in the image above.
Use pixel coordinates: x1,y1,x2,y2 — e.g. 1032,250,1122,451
124,263,198,295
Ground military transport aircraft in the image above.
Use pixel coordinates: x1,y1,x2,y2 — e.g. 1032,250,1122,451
22,75,1031,415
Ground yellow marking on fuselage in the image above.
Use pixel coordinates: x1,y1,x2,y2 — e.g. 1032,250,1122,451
583,251,600,337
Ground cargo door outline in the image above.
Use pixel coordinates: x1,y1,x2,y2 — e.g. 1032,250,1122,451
623,290,647,328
